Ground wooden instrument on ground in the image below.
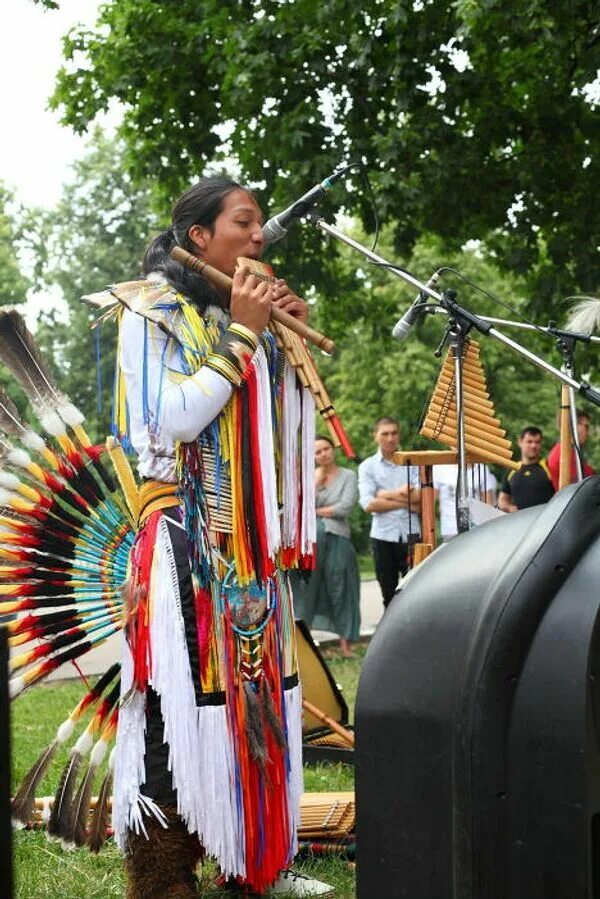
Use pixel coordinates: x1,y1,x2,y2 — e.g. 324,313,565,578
171,246,355,457
395,338,518,565
302,698,355,748
28,790,356,841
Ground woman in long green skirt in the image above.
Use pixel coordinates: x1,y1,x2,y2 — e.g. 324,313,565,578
294,436,361,657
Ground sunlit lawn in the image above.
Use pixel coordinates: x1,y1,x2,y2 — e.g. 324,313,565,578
12,644,367,898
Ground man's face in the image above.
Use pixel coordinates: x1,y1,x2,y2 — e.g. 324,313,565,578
192,188,265,276
374,422,400,456
519,431,543,463
577,416,590,446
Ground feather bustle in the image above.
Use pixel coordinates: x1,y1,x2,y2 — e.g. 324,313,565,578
11,739,58,827
86,769,113,854
46,750,82,842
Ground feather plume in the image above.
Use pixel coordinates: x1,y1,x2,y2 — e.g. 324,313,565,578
0,386,25,438
244,681,268,770
11,739,58,827
87,774,113,854
71,761,98,847
0,309,59,406
46,749,82,843
261,679,287,750
87,752,114,854
564,296,600,334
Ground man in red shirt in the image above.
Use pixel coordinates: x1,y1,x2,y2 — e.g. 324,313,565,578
547,409,595,489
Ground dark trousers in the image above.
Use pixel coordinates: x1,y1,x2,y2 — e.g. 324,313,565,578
371,538,409,607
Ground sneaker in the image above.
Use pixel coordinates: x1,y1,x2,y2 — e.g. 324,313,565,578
269,869,335,897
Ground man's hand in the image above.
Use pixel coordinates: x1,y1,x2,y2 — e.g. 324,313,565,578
271,278,309,323
230,266,273,335
376,484,420,509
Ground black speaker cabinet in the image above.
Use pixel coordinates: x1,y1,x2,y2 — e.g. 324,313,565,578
0,626,12,898
356,478,600,898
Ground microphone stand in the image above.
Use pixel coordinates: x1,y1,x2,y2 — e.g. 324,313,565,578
307,214,600,531
307,214,600,407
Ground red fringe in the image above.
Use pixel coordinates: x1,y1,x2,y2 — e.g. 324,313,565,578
128,511,161,692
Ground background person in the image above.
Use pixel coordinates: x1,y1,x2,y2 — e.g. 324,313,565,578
498,426,555,512
434,462,498,541
547,408,595,489
358,417,420,608
293,435,361,658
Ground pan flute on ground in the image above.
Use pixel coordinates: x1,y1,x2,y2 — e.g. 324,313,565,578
28,790,356,841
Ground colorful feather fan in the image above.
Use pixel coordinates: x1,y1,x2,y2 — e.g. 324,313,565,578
0,308,135,849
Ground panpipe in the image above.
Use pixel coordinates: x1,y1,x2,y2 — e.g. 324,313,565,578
170,246,334,353
26,791,356,841
421,338,518,471
171,246,355,458
394,338,518,566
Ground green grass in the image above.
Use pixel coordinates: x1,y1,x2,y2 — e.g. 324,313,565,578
11,650,366,898
357,555,375,580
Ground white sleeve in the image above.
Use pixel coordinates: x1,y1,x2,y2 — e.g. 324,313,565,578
119,310,234,447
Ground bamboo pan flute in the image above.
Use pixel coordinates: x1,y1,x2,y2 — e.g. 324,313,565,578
29,791,356,839
421,340,519,471
170,246,334,354
170,246,355,458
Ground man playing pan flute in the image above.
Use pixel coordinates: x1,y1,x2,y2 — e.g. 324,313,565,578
108,175,332,897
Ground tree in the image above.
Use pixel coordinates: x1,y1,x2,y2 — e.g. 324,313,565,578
0,184,31,308
34,132,159,441
50,0,599,304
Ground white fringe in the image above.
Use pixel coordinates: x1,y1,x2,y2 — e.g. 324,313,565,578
112,635,148,850
254,346,280,557
284,684,303,860
300,388,316,556
281,361,301,548
149,518,245,879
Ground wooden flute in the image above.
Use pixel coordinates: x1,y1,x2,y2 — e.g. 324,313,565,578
170,246,335,354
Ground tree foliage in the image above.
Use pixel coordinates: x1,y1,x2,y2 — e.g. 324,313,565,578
34,132,159,441
0,185,31,308
50,0,600,304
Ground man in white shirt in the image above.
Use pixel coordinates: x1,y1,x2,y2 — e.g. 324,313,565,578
358,417,420,607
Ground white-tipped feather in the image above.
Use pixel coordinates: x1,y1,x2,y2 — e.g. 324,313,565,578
74,729,95,756
39,410,67,437
0,471,21,490
57,402,85,427
21,430,46,452
9,676,25,699
0,486,16,504
56,719,77,744
564,297,600,334
90,739,109,767
7,447,32,468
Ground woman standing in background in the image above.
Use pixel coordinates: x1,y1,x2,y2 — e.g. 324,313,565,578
294,436,361,657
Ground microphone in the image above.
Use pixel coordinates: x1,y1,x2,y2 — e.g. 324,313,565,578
262,168,345,244
391,272,440,341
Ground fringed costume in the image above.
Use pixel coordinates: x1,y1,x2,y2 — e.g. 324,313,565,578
110,276,316,893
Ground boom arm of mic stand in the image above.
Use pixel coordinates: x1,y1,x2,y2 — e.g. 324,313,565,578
308,215,600,408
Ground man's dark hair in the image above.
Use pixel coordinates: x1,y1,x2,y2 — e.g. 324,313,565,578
520,426,543,439
142,174,251,310
373,416,399,431
576,408,591,422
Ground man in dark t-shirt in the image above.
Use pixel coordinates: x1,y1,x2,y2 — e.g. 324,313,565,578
499,426,555,512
